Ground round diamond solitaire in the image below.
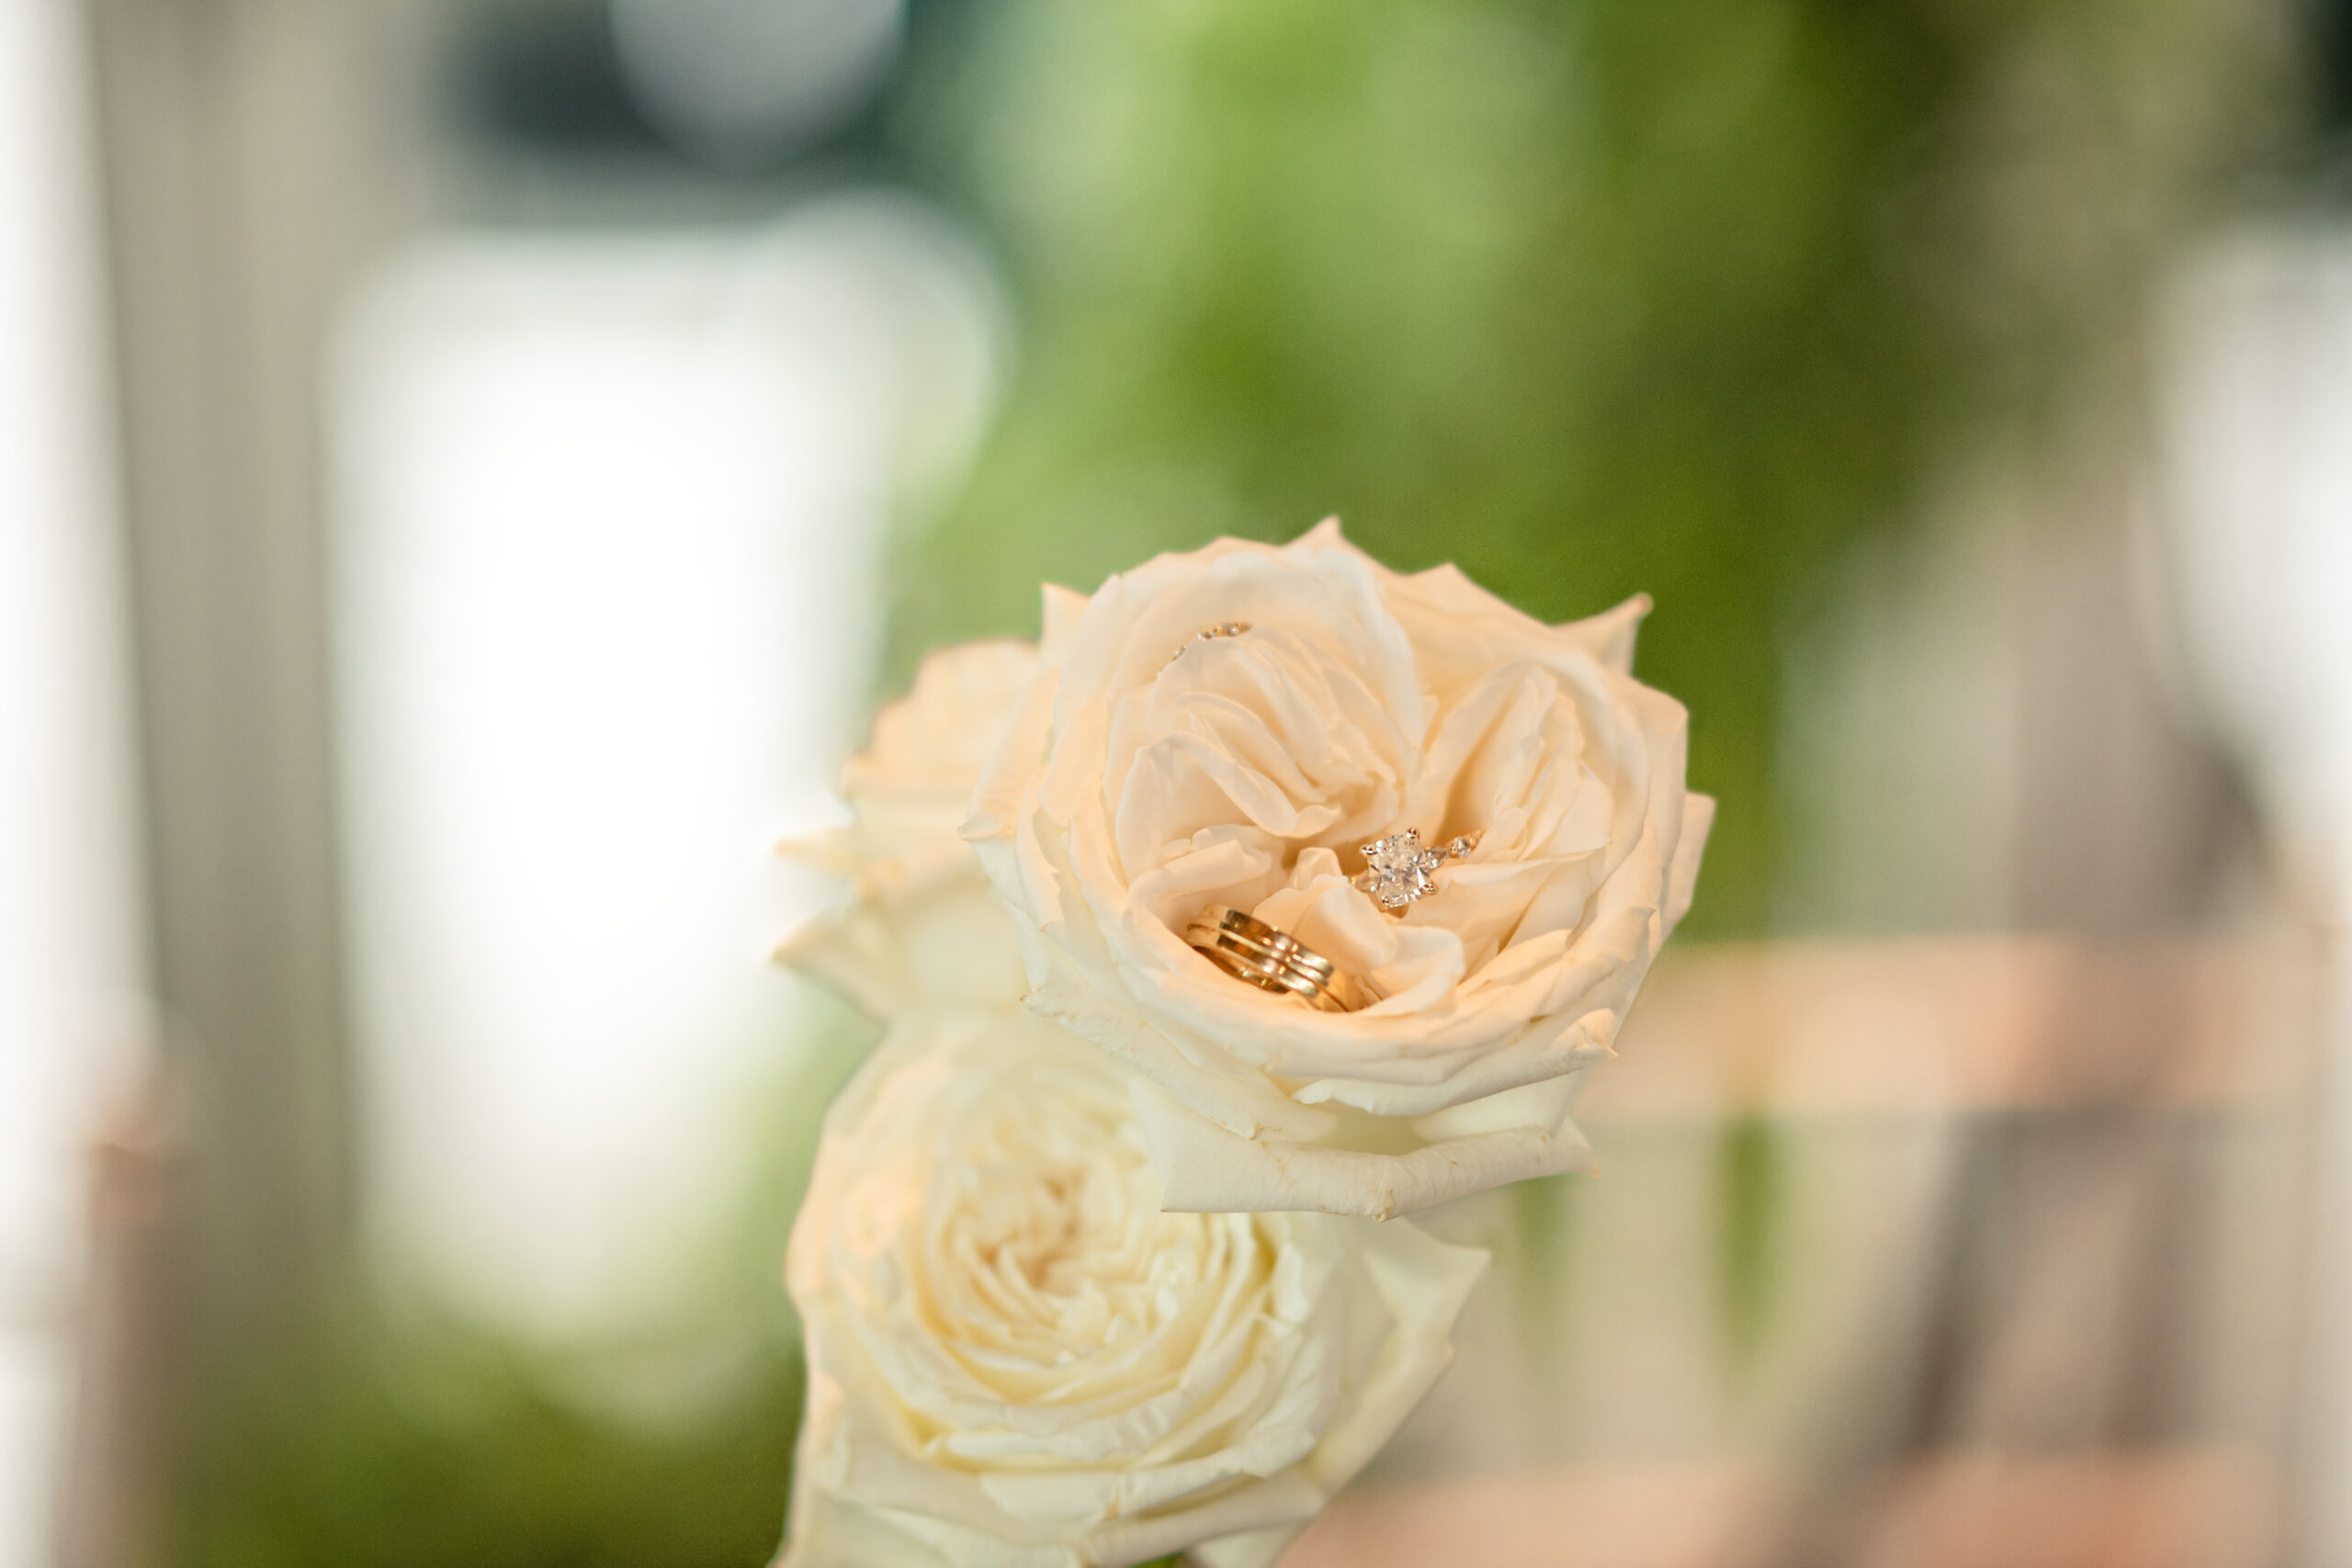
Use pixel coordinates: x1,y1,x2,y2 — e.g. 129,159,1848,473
1352,829,1478,912
1356,830,1441,909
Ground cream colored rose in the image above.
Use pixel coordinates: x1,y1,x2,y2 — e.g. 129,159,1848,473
777,639,1038,1018
778,1008,1486,1568
964,521,1713,1219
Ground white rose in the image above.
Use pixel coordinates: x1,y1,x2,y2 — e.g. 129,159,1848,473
964,520,1713,1219
778,1007,1486,1568
778,639,1038,1018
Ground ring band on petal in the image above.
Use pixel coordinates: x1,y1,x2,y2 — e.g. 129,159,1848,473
1168,621,1252,663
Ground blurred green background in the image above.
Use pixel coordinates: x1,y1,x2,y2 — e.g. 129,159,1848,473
883,0,2267,938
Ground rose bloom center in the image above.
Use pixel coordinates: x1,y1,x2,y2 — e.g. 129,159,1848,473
917,1101,1262,1379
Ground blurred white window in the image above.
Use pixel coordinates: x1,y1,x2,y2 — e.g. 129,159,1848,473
2158,225,2352,1568
331,197,997,1342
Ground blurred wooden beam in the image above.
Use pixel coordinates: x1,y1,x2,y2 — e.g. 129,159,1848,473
1588,934,2328,1121
60,2,427,1559
1283,1448,2281,1568
84,0,357,1358
77,0,434,1354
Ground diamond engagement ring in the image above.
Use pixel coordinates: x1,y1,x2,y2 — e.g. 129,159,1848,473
1354,829,1480,912
1185,906,1360,1012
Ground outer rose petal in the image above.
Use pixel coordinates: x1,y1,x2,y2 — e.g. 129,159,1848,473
773,875,1028,1021
1667,793,1716,929
777,640,1039,1016
963,523,1712,1219
1131,1073,1597,1220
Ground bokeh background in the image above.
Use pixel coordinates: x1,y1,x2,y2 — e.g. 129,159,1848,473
6,0,2352,1564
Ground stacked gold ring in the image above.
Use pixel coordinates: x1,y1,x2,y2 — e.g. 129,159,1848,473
1184,906,1360,1013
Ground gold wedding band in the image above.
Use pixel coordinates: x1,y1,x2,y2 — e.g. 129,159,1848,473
1184,906,1359,1013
